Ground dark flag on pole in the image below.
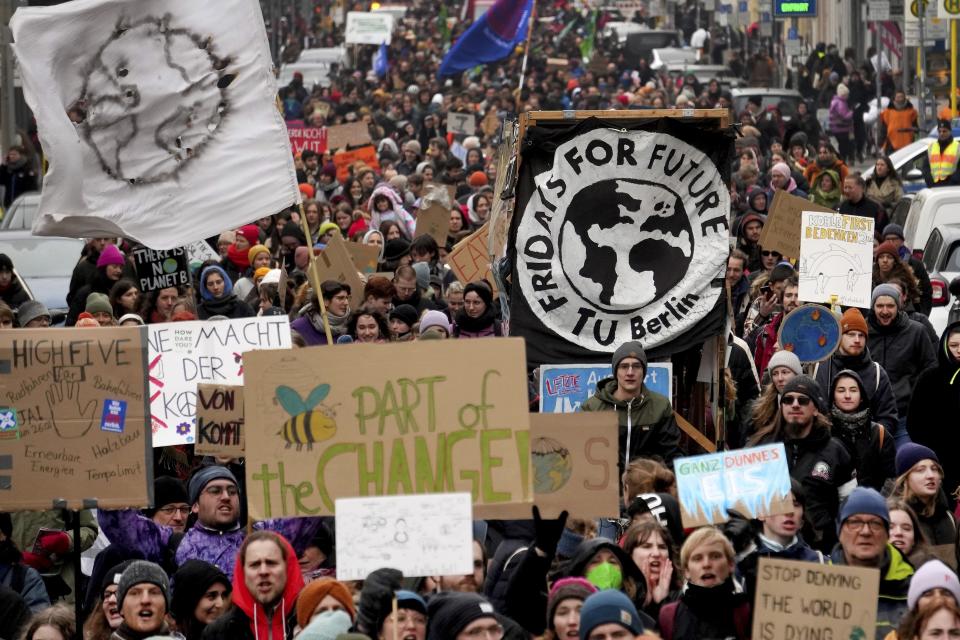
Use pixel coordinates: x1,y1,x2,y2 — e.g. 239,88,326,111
508,117,734,368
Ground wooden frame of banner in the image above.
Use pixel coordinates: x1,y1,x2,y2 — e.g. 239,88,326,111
499,109,733,453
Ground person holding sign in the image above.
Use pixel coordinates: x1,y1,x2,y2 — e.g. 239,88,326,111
657,527,751,640
749,375,852,551
581,342,681,476
831,487,914,640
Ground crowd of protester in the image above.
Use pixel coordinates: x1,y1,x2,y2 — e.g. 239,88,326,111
2,0,960,639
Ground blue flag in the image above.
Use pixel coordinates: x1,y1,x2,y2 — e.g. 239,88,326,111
438,0,532,77
373,41,388,77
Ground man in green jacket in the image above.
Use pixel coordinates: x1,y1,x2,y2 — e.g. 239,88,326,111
581,341,681,478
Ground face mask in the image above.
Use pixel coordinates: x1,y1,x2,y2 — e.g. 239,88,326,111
586,561,623,590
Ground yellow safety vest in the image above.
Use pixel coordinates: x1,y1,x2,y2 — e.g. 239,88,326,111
929,139,960,182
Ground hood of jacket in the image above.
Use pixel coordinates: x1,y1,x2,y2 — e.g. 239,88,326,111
367,184,403,213
829,368,869,412
199,265,234,301
937,320,960,382
563,538,645,589
229,534,305,640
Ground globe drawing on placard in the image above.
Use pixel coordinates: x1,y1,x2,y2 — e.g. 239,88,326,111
162,258,179,274
559,179,693,313
777,304,842,363
531,437,573,493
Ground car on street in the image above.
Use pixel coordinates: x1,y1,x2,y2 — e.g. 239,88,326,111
730,88,803,122
0,191,41,230
921,224,960,337
624,29,682,64
667,63,743,91
903,187,960,261
0,231,83,322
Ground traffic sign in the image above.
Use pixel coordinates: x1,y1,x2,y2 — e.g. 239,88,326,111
785,27,801,55
774,0,818,16
905,0,934,22
869,0,890,19
939,0,960,18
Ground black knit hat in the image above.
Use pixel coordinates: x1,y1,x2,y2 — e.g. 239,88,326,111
383,238,411,262
463,281,493,308
146,476,188,516
170,560,230,626
0,254,12,272
100,559,138,597
781,374,825,413
389,304,419,328
426,592,498,640
280,221,307,245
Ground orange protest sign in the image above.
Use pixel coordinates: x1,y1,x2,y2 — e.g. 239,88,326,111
333,146,380,183
447,223,498,294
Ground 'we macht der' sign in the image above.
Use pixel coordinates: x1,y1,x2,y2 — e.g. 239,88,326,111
674,443,792,528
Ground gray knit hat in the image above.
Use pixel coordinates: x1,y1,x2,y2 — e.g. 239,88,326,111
767,350,802,377
612,341,647,372
117,560,170,610
871,283,901,309
16,300,50,327
188,465,238,505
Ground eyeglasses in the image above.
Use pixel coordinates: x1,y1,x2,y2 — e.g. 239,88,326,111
461,623,504,639
203,485,239,497
780,394,811,406
842,518,886,533
393,613,427,627
157,505,191,516
618,363,644,372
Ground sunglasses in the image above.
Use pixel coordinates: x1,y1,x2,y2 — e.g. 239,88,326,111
781,394,811,406
761,250,781,257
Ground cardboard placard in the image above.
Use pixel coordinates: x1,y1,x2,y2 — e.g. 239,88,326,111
194,384,245,458
132,247,190,293
345,11,394,45
481,110,501,139
484,413,620,520
335,492,474,580
243,338,533,519
798,212,875,309
314,233,366,309
753,558,879,640
333,146,380,183
447,112,477,137
759,190,835,259
287,123,328,155
326,122,372,152
539,363,672,413
674,443,792,528
147,317,292,447
343,241,381,275
546,57,569,72
0,327,151,511
446,223,498,294
415,203,450,246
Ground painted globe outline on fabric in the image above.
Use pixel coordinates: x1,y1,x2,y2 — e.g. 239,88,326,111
71,13,236,185
559,179,694,314
531,437,573,493
777,303,842,363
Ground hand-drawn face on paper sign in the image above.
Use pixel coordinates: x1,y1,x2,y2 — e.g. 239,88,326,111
515,129,729,352
71,14,236,185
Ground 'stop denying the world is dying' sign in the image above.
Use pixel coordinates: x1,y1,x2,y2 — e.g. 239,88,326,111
512,126,730,359
242,339,533,520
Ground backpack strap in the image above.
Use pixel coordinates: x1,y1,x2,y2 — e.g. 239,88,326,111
875,362,881,394
658,601,679,640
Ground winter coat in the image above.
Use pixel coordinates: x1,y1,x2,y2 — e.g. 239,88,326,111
201,536,303,640
562,539,656,629
840,194,886,230
880,103,919,152
67,267,118,326
826,370,896,492
581,378,682,474
736,534,825,600
828,94,854,135
752,310,785,377
196,265,255,320
727,333,761,450
900,246,934,317
0,562,49,613
368,185,416,238
658,578,750,640
907,493,960,569
865,175,904,217
804,160,849,192
68,250,100,308
908,321,960,501
97,510,321,581
813,347,898,433
867,311,937,416
0,159,37,208
0,278,29,309
0,583,31,640
831,543,913,640
754,426,852,552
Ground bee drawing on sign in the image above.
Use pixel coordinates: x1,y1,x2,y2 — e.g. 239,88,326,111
274,384,338,451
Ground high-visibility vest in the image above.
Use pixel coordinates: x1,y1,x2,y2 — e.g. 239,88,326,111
929,139,960,182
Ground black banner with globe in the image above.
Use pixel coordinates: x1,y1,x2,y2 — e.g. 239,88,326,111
133,246,191,293
508,117,733,367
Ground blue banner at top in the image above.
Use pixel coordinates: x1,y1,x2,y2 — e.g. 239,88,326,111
438,0,532,77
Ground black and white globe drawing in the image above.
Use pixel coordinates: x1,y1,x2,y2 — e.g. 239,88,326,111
71,14,236,185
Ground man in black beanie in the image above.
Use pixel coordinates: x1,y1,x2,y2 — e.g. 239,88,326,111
750,374,852,552
144,476,190,534
582,341,681,477
427,592,503,640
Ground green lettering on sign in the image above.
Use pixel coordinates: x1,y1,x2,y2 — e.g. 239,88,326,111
779,2,810,11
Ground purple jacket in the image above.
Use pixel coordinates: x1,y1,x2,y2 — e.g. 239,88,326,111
97,510,321,579
829,95,853,134
290,315,329,346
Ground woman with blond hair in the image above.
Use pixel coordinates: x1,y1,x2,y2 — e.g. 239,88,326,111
891,444,958,569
